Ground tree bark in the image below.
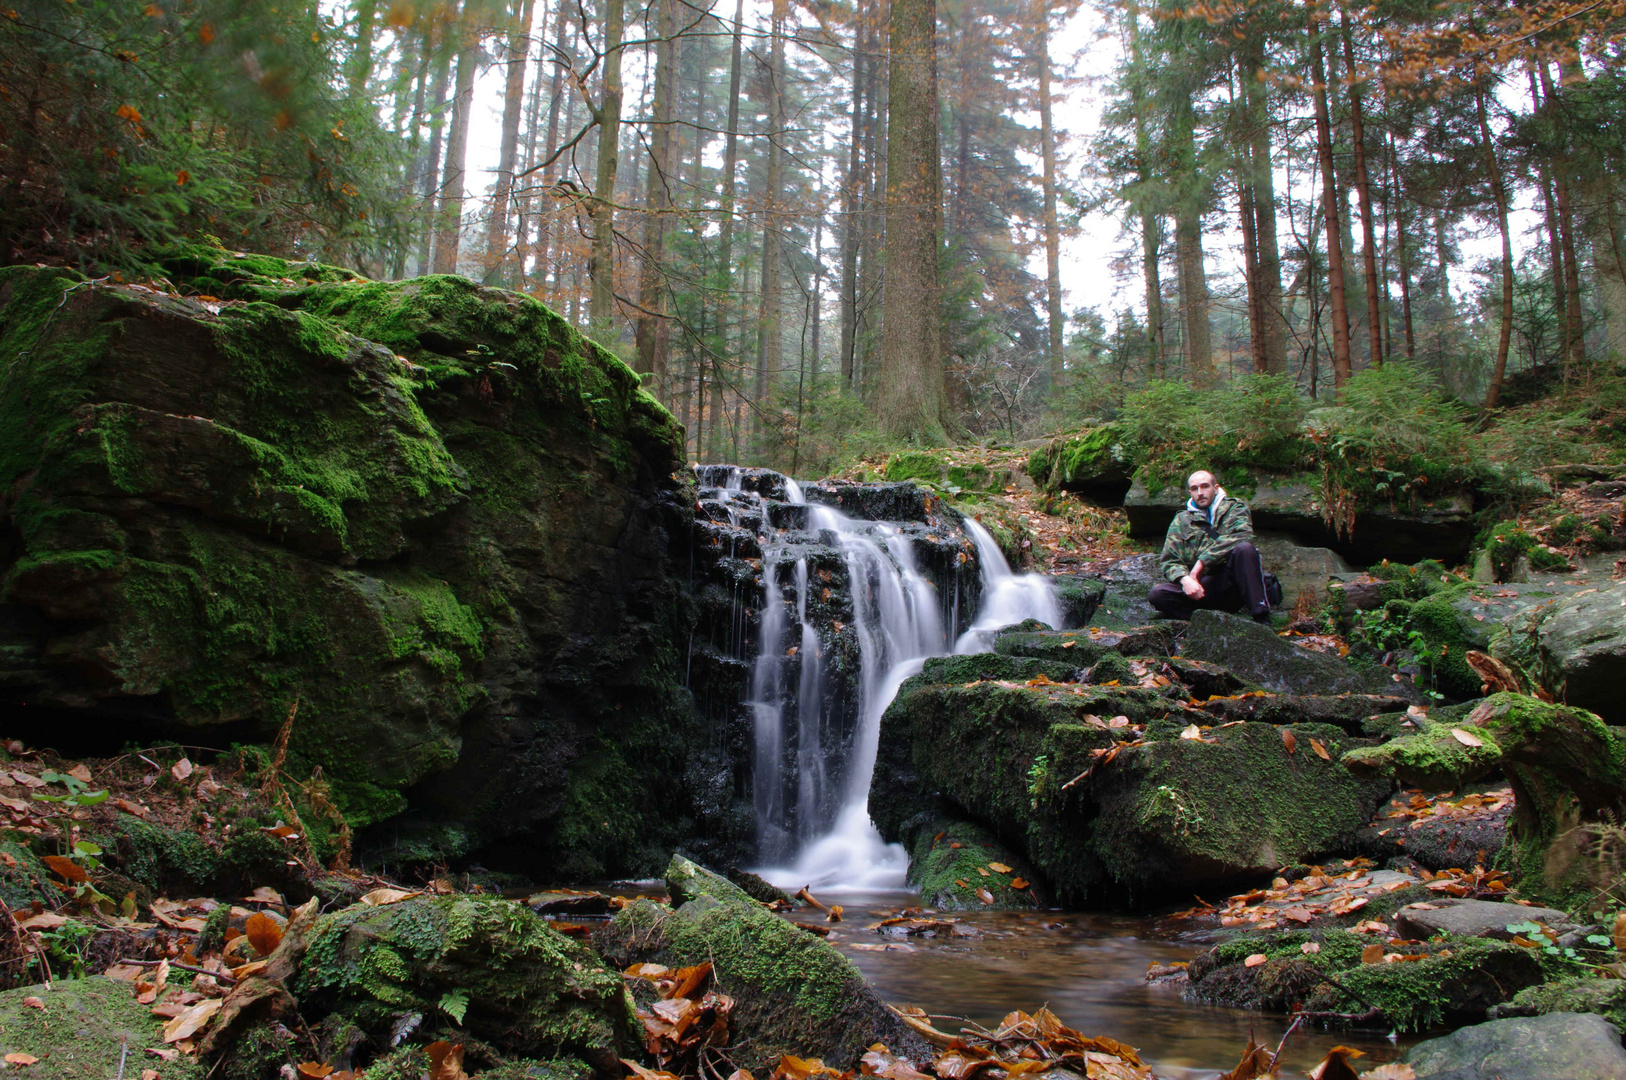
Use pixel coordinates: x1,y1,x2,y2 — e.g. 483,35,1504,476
839,5,866,393
485,0,537,286
1389,133,1416,361
876,0,945,440
715,0,747,423
1169,89,1210,381
1244,46,1286,374
432,15,480,276
418,40,455,275
1036,0,1064,386
1476,83,1514,410
588,0,626,338
635,0,678,387
1125,0,1162,376
1308,21,1351,390
1340,10,1382,368
348,0,379,96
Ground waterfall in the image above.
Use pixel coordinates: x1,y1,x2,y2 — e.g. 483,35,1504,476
740,480,1060,891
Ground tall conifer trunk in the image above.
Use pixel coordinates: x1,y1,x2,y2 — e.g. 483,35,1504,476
1308,20,1351,389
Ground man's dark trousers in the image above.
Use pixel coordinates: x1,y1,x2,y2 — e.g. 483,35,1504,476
1147,541,1270,620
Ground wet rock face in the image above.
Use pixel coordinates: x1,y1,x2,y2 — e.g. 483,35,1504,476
1182,610,1421,699
1405,1012,1626,1079
0,257,698,877
688,466,983,860
1511,581,1626,723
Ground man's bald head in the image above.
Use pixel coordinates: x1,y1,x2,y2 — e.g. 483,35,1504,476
1187,470,1217,508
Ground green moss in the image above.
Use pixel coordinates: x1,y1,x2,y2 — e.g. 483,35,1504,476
297,895,635,1061
917,654,1078,685
1498,977,1626,1029
907,819,1039,910
0,977,204,1080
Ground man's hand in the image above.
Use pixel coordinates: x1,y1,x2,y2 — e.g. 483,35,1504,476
1181,574,1205,600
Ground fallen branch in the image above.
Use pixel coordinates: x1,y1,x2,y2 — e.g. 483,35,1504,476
129,959,238,986
888,1005,959,1050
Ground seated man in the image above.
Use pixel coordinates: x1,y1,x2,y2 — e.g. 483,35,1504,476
1148,470,1271,623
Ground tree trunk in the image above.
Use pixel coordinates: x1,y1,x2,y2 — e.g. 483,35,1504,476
1169,88,1210,381
839,9,866,393
1126,0,1162,375
1476,83,1514,409
1242,35,1285,373
1036,0,1064,386
1538,63,1586,377
1308,21,1351,390
635,0,678,388
418,42,455,275
533,0,570,294
588,0,626,338
753,0,787,435
715,0,747,423
876,0,945,440
485,0,537,286
348,0,379,96
432,17,480,276
1389,133,1416,361
1340,11,1382,368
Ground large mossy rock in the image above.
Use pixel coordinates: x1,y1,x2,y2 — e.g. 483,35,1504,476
1405,1012,1626,1079
1182,610,1418,699
1503,582,1626,723
0,977,203,1080
295,894,636,1068
595,857,932,1071
870,657,1390,904
0,253,700,876
1123,471,1475,565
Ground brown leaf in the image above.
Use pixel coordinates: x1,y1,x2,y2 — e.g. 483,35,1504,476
1308,1046,1365,1080
15,911,66,930
114,798,150,817
1360,944,1384,964
1310,738,1331,761
4,1054,38,1066
1358,1065,1417,1079
1217,1039,1272,1080
427,1043,467,1080
859,1047,932,1080
976,887,994,905
1282,729,1297,755
145,1049,179,1062
1301,941,1321,955
161,998,222,1043
1010,877,1029,890
170,758,193,782
297,1064,335,1079
41,855,87,882
358,888,419,906
141,1071,160,1080
987,862,1013,874
244,912,283,957
21,997,42,1010
1242,953,1267,968
1449,728,1484,748
1179,724,1203,741
65,764,92,782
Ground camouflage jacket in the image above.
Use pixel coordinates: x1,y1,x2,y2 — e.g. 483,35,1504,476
1158,490,1255,583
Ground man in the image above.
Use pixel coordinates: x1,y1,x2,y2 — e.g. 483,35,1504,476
1148,470,1272,623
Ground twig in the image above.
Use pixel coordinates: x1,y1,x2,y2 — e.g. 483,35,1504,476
1269,1015,1304,1071
116,1035,129,1080
128,958,238,986
1290,1006,1385,1024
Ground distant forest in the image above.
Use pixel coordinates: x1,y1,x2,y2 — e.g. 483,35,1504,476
4,0,1625,470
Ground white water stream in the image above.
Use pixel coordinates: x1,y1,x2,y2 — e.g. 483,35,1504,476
745,481,1061,892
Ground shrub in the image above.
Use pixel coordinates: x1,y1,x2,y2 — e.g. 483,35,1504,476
1118,375,1309,493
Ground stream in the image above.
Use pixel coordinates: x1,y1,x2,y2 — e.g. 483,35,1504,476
780,890,1416,1080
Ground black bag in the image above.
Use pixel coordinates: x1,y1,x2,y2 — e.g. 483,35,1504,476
1263,572,1283,609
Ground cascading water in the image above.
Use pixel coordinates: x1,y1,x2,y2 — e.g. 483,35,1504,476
717,471,1060,891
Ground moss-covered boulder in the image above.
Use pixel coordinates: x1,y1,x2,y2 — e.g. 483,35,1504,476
901,818,1044,910
1502,582,1626,723
0,253,702,876
1492,977,1626,1029
1028,426,1134,502
295,894,635,1068
595,857,932,1071
1185,929,1544,1032
871,666,1389,904
0,977,203,1080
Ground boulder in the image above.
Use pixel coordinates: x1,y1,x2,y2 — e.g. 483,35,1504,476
1392,898,1575,942
0,256,702,877
1186,930,1543,1032
1181,610,1419,699
1123,472,1476,566
1493,978,1626,1030
901,818,1044,911
1405,1012,1626,1079
1507,582,1626,723
596,857,932,1071
1253,532,1351,612
1079,554,1160,630
0,977,202,1080
871,667,1389,904
995,625,1176,665
294,894,636,1069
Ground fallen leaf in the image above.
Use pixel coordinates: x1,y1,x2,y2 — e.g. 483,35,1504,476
244,887,284,905
1282,730,1296,755
1010,877,1028,890
170,758,193,782
145,1049,179,1062
1360,944,1384,964
1242,953,1267,967
21,997,42,1010
359,888,420,906
297,1063,334,1079
427,1042,467,1080
1358,1065,1417,1079
1301,941,1321,954
113,798,150,817
987,862,1012,874
1449,728,1483,748
1180,724,1203,741
65,764,92,782
162,998,222,1043
976,887,994,905
244,912,283,956
41,855,87,882
15,911,68,930
1308,1046,1364,1080
1309,738,1331,761
4,1054,38,1066
141,1071,160,1080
